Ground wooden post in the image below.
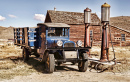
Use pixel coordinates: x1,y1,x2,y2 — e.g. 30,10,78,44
24,27,28,46
20,28,22,44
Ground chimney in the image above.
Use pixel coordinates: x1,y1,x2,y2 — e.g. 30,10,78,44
54,7,56,11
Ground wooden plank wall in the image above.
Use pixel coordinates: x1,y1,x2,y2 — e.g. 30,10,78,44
14,28,17,44
69,24,130,47
20,28,23,44
110,26,130,46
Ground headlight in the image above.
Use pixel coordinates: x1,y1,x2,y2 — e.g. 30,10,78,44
57,40,63,46
77,40,82,47
31,47,34,49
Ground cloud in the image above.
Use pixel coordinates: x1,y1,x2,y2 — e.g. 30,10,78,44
34,14,45,22
8,14,17,18
0,15,6,21
98,12,101,15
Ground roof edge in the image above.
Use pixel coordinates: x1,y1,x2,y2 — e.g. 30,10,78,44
37,23,70,28
110,25,130,33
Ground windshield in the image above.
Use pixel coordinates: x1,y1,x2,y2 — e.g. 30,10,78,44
48,27,69,37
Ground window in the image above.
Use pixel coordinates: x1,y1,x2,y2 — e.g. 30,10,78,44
121,34,125,41
90,30,93,41
48,27,69,37
90,30,93,46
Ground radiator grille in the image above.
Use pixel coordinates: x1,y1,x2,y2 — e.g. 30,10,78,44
64,43,75,47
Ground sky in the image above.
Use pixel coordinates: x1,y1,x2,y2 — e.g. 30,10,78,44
0,0,129,27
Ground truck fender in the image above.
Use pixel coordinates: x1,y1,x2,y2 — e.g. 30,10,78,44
79,50,88,60
42,50,50,62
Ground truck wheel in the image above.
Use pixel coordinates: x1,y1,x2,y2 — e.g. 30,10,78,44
45,54,55,73
78,53,88,72
35,53,40,57
22,48,29,61
71,62,76,65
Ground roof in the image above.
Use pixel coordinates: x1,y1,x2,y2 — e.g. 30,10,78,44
110,16,130,32
37,23,70,28
45,10,101,25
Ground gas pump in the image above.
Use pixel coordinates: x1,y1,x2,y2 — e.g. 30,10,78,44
84,7,91,57
100,3,110,61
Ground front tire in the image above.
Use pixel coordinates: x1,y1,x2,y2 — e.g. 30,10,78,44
78,53,88,72
45,54,55,73
22,47,29,61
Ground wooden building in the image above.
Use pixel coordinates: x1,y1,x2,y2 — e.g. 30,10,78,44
44,10,130,47
110,16,130,46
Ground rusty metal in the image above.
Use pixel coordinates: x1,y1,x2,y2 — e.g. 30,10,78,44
100,23,109,61
84,23,91,57
84,7,91,57
100,3,111,62
84,24,90,47
106,24,109,61
101,2,110,8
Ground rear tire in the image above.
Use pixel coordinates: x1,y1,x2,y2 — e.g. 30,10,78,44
22,48,29,61
78,53,88,72
45,54,55,73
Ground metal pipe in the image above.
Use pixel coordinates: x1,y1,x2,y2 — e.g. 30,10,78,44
100,22,108,61
84,7,91,57
85,23,90,47
106,23,109,61
100,3,110,62
84,24,90,56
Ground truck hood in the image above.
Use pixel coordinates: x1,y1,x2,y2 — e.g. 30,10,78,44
46,38,75,48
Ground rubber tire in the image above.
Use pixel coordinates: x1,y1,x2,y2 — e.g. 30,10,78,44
35,54,40,57
45,54,55,73
78,53,88,72
71,62,76,65
22,48,29,61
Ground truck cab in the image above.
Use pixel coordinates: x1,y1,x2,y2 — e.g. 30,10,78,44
37,23,90,73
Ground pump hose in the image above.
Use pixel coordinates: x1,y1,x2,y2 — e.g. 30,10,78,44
109,25,116,64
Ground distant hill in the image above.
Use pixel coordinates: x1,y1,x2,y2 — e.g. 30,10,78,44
0,16,129,39
110,16,130,32
0,26,14,39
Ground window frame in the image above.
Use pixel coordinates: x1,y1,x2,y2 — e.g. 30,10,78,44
90,30,93,41
121,34,126,41
47,27,69,37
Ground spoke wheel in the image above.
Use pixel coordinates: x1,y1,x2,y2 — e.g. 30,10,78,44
78,53,88,72
45,53,55,73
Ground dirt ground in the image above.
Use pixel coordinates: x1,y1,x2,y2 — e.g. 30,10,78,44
0,44,130,82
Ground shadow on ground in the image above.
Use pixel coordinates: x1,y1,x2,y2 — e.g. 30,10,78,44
10,56,79,73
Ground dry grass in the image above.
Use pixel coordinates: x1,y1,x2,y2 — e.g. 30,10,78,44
0,45,22,59
0,44,130,81
0,44,40,81
110,58,130,73
0,59,37,80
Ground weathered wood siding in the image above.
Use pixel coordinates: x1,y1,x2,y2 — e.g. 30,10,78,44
110,26,130,46
69,25,85,46
69,24,130,47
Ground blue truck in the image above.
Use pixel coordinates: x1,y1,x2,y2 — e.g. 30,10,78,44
14,23,91,73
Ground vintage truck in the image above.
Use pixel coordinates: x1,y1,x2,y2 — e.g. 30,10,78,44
14,23,91,73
